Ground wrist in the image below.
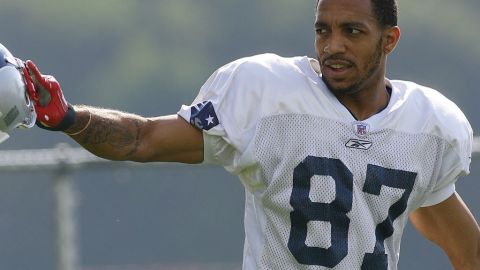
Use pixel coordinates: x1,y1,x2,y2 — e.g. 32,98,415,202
57,104,76,131
64,108,91,136
36,104,76,131
63,106,92,136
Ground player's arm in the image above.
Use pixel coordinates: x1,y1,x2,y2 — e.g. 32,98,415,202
23,60,204,164
67,107,203,163
410,192,480,270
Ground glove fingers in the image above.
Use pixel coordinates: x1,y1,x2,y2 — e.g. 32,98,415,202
25,60,43,81
26,60,51,90
25,60,53,106
21,65,38,102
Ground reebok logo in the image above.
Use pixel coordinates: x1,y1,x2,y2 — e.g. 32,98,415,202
346,139,373,150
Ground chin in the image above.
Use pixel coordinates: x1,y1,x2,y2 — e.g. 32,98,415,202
322,77,359,95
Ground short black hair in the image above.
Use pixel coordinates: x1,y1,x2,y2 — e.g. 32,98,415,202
371,0,398,27
316,0,398,27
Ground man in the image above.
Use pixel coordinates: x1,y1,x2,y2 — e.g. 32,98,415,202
21,0,479,269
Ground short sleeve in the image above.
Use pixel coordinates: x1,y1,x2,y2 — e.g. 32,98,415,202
421,117,473,207
177,56,266,174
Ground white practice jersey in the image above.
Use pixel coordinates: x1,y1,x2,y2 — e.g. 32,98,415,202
178,54,472,270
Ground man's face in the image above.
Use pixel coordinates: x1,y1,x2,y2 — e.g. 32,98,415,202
315,0,386,95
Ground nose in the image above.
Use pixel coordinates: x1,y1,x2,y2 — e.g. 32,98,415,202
323,32,346,55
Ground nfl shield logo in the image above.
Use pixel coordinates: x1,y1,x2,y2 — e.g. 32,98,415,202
352,122,370,138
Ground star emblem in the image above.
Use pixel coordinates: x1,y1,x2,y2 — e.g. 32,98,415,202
206,115,215,126
189,101,219,131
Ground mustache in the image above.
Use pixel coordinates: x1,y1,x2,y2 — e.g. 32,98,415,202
321,54,355,66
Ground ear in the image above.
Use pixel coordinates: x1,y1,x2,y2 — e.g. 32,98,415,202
382,26,401,54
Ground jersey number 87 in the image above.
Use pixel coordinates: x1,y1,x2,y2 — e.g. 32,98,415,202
288,156,416,269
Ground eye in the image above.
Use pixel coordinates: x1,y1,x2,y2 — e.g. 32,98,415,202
315,28,328,35
348,28,361,35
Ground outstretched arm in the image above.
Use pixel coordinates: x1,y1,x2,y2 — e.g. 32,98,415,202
66,107,203,163
23,60,204,164
410,192,480,270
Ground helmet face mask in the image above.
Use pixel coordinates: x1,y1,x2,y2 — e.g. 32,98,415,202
0,43,37,144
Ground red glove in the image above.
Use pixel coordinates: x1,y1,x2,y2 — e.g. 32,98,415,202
22,60,75,131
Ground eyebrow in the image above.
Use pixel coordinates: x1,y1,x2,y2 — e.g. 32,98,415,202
315,21,369,30
342,22,369,30
314,21,327,29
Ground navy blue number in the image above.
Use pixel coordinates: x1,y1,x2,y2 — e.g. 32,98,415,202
288,157,417,269
288,156,353,267
360,164,417,270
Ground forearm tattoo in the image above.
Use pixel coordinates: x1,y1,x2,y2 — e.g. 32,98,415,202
76,108,144,159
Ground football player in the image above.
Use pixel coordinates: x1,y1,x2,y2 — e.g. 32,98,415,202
22,0,480,269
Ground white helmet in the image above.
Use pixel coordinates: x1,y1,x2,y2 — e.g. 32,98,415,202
0,43,36,144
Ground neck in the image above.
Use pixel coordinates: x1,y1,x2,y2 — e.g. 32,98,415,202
334,71,390,121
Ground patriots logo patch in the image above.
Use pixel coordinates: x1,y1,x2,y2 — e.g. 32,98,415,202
190,101,219,131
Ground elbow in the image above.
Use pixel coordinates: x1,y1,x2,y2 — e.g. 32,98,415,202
124,135,171,163
126,141,158,163
126,115,204,163
467,238,480,270
451,236,480,270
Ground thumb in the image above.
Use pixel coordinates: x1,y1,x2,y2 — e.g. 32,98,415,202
21,64,38,103
25,60,43,81
26,60,52,107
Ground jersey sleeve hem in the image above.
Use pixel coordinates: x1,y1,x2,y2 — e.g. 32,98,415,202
420,183,456,207
177,105,191,124
176,109,212,165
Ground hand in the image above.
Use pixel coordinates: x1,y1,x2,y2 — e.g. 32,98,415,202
22,60,75,131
